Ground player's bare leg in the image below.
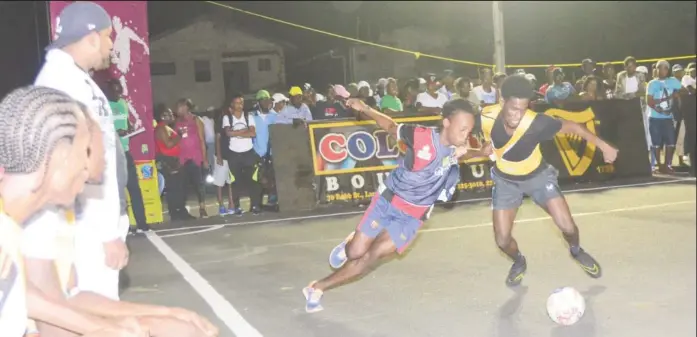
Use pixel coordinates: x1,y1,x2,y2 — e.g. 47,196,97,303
304,231,397,312
541,196,602,278
493,208,527,287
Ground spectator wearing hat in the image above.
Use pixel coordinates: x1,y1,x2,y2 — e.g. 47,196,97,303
473,67,497,106
416,73,448,115
357,81,377,109
276,86,313,125
647,59,682,173
615,56,646,100
438,70,456,100
251,90,280,209
545,68,576,106
374,78,389,107
312,85,352,120
380,79,403,114
673,64,685,84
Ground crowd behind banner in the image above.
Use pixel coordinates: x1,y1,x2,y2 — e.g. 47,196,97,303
146,56,695,218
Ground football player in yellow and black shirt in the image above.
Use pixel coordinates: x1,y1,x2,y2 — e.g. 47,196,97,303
481,75,618,287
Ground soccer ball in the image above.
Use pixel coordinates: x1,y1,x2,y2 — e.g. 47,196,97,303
546,287,586,326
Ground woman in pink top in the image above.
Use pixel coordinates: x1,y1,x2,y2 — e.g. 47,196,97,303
174,98,209,218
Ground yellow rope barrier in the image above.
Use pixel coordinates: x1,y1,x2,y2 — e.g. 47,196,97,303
204,1,491,67
507,55,697,68
205,1,696,70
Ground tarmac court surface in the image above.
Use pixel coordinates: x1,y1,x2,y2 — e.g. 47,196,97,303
122,179,696,337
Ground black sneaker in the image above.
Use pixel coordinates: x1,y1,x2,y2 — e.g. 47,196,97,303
505,256,527,287
571,248,602,278
251,207,261,215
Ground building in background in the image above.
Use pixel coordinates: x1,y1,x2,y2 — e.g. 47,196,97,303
149,15,295,109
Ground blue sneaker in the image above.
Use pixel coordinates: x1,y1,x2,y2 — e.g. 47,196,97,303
302,282,324,313
328,231,355,269
218,206,227,216
228,208,243,216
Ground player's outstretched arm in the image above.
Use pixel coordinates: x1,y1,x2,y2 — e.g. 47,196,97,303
346,98,398,139
454,142,493,161
559,120,618,163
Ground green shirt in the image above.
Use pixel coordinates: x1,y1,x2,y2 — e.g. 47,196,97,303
110,98,130,152
380,95,403,113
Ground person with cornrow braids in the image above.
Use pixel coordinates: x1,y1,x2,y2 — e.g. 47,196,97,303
0,86,145,337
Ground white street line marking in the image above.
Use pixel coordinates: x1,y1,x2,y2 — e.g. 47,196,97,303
155,178,695,235
146,233,263,337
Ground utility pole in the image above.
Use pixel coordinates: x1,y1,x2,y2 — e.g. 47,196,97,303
492,1,506,73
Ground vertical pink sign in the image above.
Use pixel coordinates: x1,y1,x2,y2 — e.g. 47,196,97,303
48,1,155,161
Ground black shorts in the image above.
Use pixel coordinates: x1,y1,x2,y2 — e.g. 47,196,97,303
491,165,562,210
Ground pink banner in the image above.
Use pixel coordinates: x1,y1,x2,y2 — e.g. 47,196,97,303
49,1,154,161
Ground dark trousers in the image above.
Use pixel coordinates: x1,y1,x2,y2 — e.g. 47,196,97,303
225,150,262,209
125,152,147,227
182,160,206,204
163,168,187,214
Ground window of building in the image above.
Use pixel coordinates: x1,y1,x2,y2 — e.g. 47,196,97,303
257,58,272,72
150,62,176,76
194,60,211,83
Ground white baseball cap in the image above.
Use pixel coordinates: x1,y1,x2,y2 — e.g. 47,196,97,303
272,93,289,103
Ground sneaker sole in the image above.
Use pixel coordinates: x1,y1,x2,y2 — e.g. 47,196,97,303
328,243,347,269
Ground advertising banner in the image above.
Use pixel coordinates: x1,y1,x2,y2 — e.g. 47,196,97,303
49,1,162,223
308,99,650,204
126,160,163,224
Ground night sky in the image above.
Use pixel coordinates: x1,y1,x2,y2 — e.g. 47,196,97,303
0,1,695,95
148,1,696,64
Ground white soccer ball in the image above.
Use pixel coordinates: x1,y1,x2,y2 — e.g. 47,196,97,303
546,287,586,326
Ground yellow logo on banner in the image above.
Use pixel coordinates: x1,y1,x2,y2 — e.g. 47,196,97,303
544,107,599,176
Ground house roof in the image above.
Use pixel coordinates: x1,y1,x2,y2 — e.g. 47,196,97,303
149,14,297,51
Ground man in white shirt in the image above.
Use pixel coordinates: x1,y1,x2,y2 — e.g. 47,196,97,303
32,1,128,304
473,67,498,105
221,93,263,215
415,73,448,115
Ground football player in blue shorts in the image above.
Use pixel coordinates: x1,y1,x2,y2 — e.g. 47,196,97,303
303,98,491,313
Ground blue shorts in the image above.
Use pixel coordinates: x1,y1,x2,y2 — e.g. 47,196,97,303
649,118,676,147
356,194,425,254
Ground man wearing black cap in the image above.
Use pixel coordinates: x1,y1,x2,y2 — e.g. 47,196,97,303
481,75,618,287
415,73,448,115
